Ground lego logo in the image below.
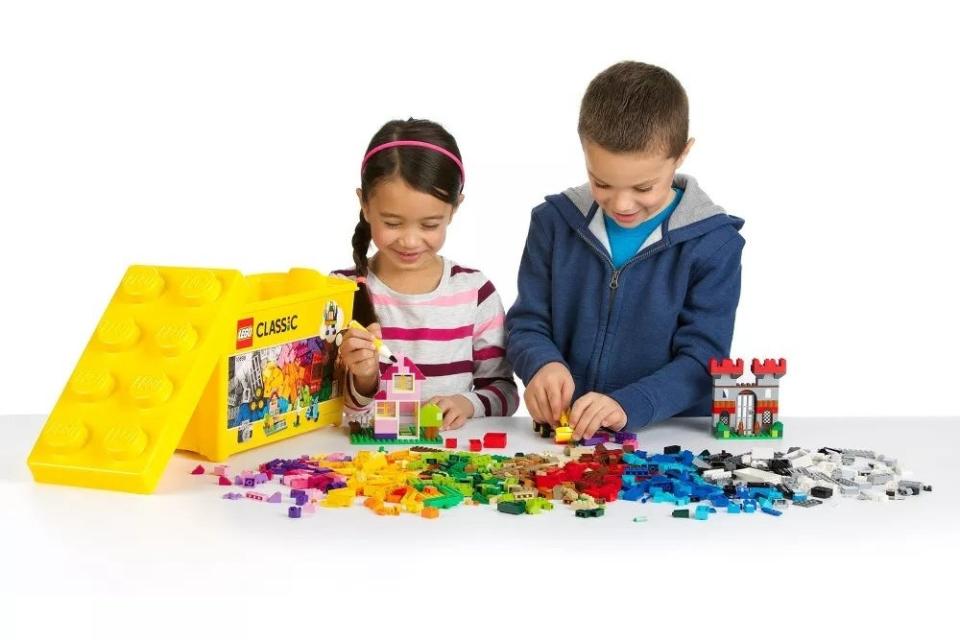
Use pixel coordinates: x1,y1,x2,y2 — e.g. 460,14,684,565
236,318,254,349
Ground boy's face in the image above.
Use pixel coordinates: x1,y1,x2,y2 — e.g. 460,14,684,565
582,140,692,228
357,178,461,274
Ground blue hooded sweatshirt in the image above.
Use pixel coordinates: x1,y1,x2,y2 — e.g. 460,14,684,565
505,174,745,429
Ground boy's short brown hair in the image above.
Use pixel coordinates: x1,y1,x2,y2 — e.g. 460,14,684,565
578,61,689,158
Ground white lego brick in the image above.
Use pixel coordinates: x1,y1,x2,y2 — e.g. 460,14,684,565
751,447,775,460
703,469,732,482
788,454,814,469
734,467,783,484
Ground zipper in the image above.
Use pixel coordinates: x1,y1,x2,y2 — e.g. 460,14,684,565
574,226,672,392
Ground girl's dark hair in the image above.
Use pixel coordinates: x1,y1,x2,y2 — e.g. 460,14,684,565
351,118,463,326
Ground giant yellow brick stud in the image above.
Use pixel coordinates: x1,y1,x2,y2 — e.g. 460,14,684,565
28,265,356,493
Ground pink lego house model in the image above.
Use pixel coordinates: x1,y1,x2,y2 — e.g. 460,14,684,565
374,355,427,440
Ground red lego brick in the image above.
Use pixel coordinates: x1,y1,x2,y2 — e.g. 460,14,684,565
751,358,787,377
445,438,457,449
469,439,482,452
482,432,507,448
709,358,744,377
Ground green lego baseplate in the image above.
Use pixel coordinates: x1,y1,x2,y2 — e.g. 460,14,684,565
349,431,443,446
713,421,783,440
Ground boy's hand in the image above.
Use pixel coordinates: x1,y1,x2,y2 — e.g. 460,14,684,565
524,362,574,424
426,395,475,430
341,322,382,396
570,392,627,440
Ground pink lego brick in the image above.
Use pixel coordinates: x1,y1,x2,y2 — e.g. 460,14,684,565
190,464,205,475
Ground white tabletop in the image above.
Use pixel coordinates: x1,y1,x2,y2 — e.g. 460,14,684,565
2,414,958,635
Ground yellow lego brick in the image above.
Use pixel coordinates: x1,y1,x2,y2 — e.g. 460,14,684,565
28,265,357,494
323,487,356,507
28,266,247,493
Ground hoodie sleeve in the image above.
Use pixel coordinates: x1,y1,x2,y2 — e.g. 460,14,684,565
505,206,568,384
608,233,745,429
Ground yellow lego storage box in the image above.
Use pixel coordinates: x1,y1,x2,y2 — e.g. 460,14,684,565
27,265,356,493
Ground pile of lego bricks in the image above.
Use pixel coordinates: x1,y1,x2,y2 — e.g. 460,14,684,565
193,441,931,521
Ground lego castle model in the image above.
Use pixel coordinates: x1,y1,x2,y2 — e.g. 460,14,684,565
709,358,787,440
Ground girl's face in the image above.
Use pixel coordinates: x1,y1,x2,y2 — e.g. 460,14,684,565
358,178,460,273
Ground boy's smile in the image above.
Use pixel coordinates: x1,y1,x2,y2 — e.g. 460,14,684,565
582,140,693,228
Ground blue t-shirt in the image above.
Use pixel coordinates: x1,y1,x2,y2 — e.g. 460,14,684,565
604,188,683,268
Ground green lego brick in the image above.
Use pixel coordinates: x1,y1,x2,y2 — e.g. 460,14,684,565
349,432,443,446
497,500,526,515
713,421,783,440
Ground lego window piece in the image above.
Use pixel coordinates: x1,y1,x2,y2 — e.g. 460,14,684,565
393,374,414,392
376,403,397,418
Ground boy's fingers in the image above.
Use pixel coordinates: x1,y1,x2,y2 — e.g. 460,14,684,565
602,407,625,431
570,394,590,431
535,386,551,424
547,380,564,423
366,323,383,339
560,375,575,409
571,399,594,440
523,388,540,422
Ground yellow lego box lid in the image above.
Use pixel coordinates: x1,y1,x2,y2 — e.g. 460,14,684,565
27,265,352,493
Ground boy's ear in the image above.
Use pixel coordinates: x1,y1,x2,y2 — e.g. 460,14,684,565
675,138,696,170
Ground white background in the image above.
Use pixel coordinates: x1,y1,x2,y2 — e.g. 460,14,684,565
1,1,958,414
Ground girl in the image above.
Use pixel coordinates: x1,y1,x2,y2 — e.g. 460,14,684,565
334,118,518,429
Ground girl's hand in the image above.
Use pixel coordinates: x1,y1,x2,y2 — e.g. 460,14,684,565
524,362,574,424
426,394,475,430
569,392,627,440
341,322,382,396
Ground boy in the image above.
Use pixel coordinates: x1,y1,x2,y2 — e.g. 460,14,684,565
506,61,744,440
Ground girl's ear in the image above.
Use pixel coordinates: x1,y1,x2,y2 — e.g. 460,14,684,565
449,192,465,222
356,188,369,223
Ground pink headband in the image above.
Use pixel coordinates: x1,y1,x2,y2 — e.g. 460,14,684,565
361,140,465,190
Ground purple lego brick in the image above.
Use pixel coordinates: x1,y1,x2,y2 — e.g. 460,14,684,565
288,506,302,518
295,495,308,506
267,492,282,504
222,492,243,500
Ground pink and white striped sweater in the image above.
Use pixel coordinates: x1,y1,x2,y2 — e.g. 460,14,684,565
332,257,519,418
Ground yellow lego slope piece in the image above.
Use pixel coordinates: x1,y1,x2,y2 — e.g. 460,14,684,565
28,266,247,493
28,265,356,494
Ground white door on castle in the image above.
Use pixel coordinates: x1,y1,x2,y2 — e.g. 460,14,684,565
737,391,756,435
